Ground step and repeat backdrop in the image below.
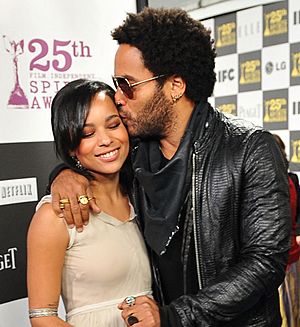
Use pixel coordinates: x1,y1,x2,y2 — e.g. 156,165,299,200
0,0,136,326
0,0,299,326
203,0,300,174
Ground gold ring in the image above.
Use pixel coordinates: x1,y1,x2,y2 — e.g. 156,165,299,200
59,198,70,204
59,203,65,209
78,195,89,205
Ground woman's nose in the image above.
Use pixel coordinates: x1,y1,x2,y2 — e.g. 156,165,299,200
98,133,112,147
102,138,111,146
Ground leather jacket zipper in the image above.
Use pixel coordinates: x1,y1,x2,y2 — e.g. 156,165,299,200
192,152,203,289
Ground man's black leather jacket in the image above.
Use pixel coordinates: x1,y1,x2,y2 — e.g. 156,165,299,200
131,104,291,326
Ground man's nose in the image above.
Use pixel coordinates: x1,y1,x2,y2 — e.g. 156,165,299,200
114,88,127,107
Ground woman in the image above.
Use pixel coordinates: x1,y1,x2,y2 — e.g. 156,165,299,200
27,79,152,326
272,134,300,327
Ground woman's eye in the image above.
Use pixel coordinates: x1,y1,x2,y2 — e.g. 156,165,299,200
82,131,94,138
109,122,121,129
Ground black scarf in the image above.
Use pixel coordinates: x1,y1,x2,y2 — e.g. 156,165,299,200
133,102,210,255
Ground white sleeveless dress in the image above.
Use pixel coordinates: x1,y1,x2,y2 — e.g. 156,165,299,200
38,195,152,327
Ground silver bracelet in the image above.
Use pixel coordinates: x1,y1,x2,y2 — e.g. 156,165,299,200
29,307,58,318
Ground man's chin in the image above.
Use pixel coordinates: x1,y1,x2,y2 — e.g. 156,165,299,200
126,125,138,137
127,127,147,139
126,122,164,140
134,131,163,141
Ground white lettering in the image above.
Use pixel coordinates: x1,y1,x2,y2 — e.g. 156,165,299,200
0,247,17,271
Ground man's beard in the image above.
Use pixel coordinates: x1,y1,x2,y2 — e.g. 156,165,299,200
129,88,175,140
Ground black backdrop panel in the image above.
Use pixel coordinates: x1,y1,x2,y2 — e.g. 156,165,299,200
0,141,60,303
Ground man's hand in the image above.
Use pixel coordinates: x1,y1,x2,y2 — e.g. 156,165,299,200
296,235,300,246
118,296,160,327
51,169,100,231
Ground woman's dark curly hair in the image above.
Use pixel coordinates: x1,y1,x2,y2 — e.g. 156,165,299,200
111,7,216,102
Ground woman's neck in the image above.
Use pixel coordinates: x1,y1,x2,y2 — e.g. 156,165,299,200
90,173,123,202
90,173,130,221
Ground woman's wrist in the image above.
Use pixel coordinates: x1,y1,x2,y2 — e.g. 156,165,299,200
29,307,58,319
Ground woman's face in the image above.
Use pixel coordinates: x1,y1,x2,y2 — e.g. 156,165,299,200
74,92,129,177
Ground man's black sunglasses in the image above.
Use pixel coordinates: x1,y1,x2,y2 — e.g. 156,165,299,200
112,75,165,99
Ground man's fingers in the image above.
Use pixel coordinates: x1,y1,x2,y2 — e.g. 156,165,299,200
79,202,90,226
53,192,94,230
121,303,159,327
52,192,63,217
50,169,92,229
87,186,100,215
62,202,75,228
119,296,155,310
135,296,157,308
69,196,85,232
52,192,75,225
88,199,100,213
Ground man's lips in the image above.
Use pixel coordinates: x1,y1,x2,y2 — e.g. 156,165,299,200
119,113,127,120
119,109,128,120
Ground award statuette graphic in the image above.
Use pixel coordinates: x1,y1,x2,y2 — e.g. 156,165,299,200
3,35,29,108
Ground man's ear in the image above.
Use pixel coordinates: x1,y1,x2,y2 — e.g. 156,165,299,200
169,75,186,103
170,75,186,93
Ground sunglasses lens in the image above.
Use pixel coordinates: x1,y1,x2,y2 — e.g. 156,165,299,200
112,77,118,89
114,77,133,99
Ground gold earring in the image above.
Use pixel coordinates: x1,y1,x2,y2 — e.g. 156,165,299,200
171,93,183,103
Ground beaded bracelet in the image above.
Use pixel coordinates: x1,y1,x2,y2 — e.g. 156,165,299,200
29,308,58,318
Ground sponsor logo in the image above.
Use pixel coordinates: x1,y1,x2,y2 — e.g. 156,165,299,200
264,8,288,37
3,37,29,109
265,61,274,74
291,51,300,78
239,104,261,119
0,178,37,206
264,97,287,123
293,10,300,25
217,68,235,82
292,101,300,115
216,22,236,48
240,59,261,84
265,60,286,74
238,21,261,38
0,247,17,271
218,103,236,115
2,35,94,109
291,139,300,164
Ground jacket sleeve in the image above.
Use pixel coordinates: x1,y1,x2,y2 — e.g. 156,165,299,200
160,305,182,327
45,163,68,194
168,131,291,326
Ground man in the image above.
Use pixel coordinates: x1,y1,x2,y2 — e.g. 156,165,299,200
50,7,291,327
